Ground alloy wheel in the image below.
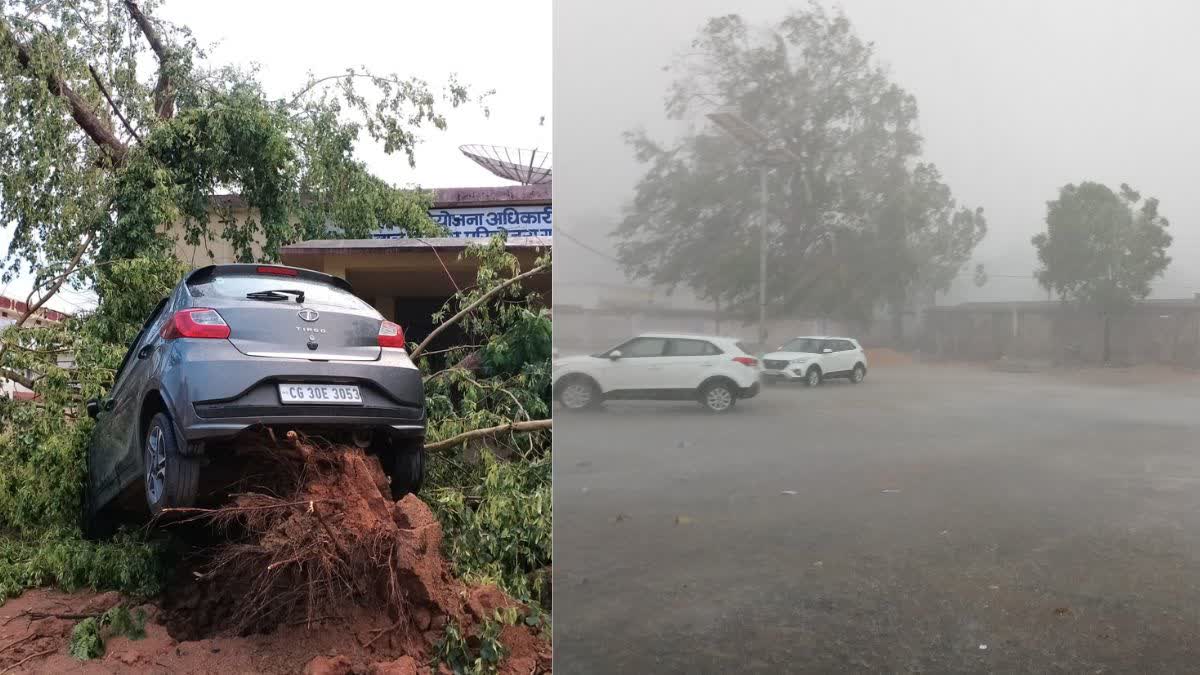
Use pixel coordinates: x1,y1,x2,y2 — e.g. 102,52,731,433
145,424,167,504
561,382,593,409
706,385,733,412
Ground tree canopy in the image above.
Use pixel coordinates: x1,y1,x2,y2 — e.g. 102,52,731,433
1032,181,1172,309
615,3,985,322
1032,181,1172,362
0,0,485,302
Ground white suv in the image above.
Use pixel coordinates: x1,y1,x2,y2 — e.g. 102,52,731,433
761,336,868,386
553,333,762,413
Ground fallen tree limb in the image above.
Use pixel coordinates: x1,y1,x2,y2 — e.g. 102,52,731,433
408,262,548,360
0,647,56,674
424,418,551,452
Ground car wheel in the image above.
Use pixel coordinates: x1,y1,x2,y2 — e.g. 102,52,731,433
386,445,425,499
851,364,867,384
700,380,737,413
143,412,200,518
558,376,600,411
805,367,823,387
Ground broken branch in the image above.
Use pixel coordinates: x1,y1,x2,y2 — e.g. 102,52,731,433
122,1,173,118
87,64,142,142
409,262,548,360
0,20,128,163
424,418,551,452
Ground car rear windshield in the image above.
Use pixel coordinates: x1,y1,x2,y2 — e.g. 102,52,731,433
188,274,373,311
780,338,822,353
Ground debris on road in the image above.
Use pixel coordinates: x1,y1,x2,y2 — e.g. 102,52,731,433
780,490,799,496
674,515,694,526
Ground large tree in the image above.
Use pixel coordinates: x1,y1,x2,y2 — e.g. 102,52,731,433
1032,181,1172,363
615,3,986,327
0,0,479,304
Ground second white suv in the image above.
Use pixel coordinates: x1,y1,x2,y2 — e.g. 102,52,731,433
552,333,762,413
761,336,868,386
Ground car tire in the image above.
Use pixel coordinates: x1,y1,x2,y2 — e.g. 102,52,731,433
557,376,601,411
699,379,737,413
805,367,823,387
851,364,867,384
143,412,200,518
386,445,425,499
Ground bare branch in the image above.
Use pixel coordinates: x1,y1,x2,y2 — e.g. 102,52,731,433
0,19,129,163
409,263,549,360
121,0,173,118
0,367,38,391
424,419,551,452
88,64,142,142
19,231,95,330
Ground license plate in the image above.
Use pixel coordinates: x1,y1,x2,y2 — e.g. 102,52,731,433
278,383,362,404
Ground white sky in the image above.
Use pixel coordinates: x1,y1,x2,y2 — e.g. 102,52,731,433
1,0,552,313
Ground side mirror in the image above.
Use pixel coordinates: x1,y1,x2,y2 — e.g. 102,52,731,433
86,399,100,419
609,350,623,360
822,348,833,354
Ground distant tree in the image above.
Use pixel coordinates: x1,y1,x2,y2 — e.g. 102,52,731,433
876,163,987,339
1032,181,1172,363
615,4,987,327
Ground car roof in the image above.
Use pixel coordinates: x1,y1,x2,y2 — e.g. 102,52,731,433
784,335,859,341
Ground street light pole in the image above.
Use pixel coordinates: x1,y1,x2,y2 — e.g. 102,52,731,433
759,165,768,349
705,108,798,353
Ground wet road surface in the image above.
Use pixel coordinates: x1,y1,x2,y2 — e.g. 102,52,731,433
554,364,1200,673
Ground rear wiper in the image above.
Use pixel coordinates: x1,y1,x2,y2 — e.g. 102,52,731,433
245,289,305,303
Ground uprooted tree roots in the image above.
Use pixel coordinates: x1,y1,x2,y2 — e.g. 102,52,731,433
155,431,547,667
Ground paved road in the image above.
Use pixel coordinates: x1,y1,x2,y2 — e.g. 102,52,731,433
554,364,1200,673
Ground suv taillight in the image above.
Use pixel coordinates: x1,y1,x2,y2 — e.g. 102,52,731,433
733,356,758,367
378,320,406,349
161,308,230,339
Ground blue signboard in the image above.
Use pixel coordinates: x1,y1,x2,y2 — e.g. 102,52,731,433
373,205,552,240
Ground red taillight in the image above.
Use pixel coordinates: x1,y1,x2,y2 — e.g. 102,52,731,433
161,308,230,339
733,356,758,367
378,320,406,349
257,266,298,277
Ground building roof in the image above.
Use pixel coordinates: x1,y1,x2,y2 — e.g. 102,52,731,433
279,236,550,257
636,332,746,342
0,296,69,322
928,297,1200,312
210,184,551,211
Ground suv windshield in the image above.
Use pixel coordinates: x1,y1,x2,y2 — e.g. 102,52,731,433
780,338,822,353
189,275,371,311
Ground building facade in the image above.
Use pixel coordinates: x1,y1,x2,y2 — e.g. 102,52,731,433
0,295,70,400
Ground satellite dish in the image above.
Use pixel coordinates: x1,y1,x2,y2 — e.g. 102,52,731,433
459,145,552,185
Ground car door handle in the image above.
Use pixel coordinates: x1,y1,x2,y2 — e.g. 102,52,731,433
137,345,153,359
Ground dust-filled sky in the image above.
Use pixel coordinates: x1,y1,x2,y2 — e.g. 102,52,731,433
554,0,1200,308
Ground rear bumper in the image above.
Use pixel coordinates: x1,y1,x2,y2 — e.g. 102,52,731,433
163,340,425,442
739,382,761,399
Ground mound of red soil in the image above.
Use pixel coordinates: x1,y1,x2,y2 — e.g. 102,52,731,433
0,432,550,673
